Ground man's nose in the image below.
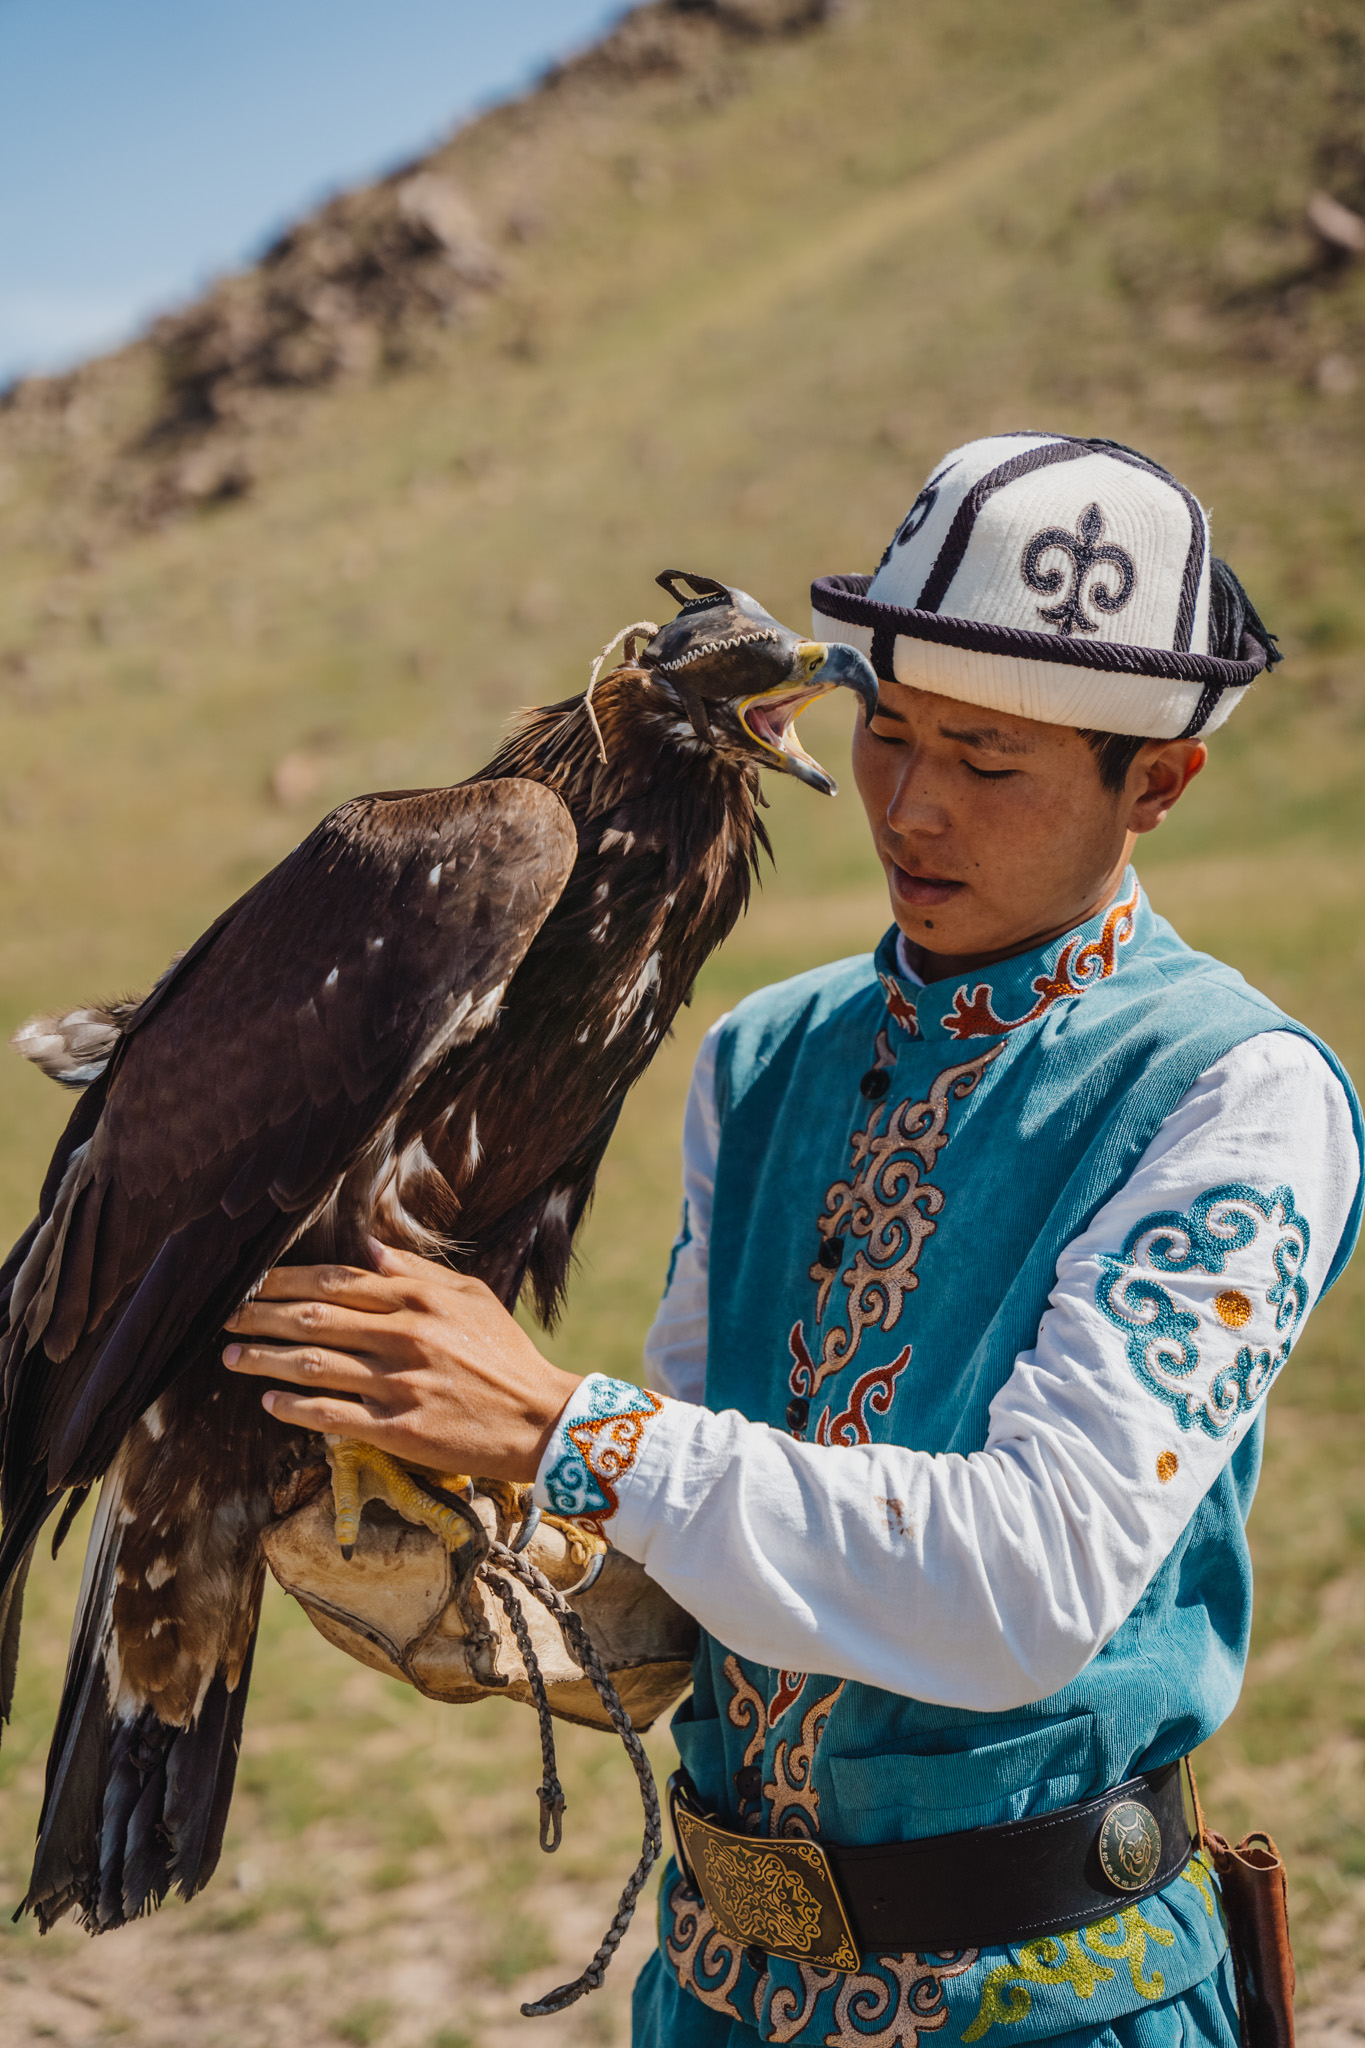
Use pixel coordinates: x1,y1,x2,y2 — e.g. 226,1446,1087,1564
885,758,951,836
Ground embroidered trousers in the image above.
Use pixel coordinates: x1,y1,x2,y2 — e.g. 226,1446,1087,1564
630,1945,1241,2048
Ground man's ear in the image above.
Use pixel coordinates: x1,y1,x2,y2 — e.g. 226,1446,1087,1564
1126,741,1207,835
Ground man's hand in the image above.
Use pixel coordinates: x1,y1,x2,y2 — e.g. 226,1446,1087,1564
222,1242,581,1483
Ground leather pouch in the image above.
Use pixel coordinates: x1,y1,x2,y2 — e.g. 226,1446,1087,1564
1204,1830,1295,2048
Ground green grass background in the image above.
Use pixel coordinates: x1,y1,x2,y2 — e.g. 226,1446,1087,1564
0,1,1363,2038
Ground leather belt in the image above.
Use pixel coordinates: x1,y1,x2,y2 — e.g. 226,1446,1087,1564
668,1760,1194,1970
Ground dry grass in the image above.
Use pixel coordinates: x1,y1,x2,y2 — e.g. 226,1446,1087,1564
0,0,1363,2038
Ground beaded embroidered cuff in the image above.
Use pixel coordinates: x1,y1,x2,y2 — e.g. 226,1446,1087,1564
535,1372,665,1535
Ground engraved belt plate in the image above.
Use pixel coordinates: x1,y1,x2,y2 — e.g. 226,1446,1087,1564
1097,1799,1163,1892
673,1807,860,1972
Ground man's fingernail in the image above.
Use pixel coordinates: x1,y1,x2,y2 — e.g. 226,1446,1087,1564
368,1235,391,1269
224,1344,241,1366
262,1389,276,1413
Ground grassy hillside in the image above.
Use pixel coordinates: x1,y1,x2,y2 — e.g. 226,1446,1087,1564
0,0,1363,2039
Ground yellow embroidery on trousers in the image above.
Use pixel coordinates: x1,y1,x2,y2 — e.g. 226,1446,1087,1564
960,1907,1176,2042
1178,1849,1218,1919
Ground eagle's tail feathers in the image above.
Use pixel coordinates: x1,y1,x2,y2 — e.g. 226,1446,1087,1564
164,1636,259,1900
0,1541,33,1723
28,1440,263,1931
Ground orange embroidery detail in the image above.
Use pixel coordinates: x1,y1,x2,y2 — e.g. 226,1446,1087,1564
944,882,1139,1041
1156,1450,1179,1483
878,971,920,1035
768,1670,809,1728
810,1349,912,1448
563,1390,663,1533
1214,1289,1253,1329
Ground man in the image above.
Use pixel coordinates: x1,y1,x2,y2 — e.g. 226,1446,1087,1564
224,434,1362,2048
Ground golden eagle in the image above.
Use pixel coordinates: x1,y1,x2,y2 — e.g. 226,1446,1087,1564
0,572,876,1934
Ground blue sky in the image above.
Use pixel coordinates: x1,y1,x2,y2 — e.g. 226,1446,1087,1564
0,1,623,385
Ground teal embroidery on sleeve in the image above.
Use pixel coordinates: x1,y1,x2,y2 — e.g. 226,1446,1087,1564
541,1373,662,1530
1096,1182,1310,1437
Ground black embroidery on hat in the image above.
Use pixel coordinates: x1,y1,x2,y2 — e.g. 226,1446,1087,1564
1021,503,1136,638
876,461,958,569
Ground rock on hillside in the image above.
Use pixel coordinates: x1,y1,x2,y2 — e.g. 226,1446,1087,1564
0,0,840,521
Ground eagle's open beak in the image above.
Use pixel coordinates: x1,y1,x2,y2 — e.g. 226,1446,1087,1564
739,641,880,796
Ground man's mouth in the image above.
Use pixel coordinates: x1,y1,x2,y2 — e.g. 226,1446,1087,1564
890,862,965,909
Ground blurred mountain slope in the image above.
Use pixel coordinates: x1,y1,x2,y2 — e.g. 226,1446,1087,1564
0,0,1363,2032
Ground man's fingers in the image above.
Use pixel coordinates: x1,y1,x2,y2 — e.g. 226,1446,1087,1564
249,1262,401,1312
223,1340,383,1393
225,1292,405,1345
261,1387,387,1437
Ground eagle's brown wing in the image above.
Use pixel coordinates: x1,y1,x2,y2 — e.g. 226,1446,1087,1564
0,775,575,1928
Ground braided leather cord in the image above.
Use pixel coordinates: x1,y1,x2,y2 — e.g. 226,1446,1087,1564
483,1568,566,1852
479,1541,665,2018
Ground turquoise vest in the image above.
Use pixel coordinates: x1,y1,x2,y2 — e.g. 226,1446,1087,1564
656,873,1362,2046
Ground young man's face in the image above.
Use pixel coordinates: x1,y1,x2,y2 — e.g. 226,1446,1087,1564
850,676,1206,971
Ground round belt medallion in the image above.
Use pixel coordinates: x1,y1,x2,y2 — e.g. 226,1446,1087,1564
1097,1801,1163,1891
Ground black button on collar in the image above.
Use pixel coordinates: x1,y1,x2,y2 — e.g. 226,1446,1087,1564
860,1067,890,1100
786,1396,809,1436
735,1764,763,1802
746,1944,768,1973
817,1236,844,1270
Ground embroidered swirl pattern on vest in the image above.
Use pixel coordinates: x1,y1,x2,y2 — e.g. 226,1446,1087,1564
723,1653,768,1830
765,1680,846,1839
539,1373,663,1531
824,1951,981,2048
760,1961,842,2042
665,1871,980,2048
1096,1181,1310,1437
944,882,1138,1040
790,1046,1003,1404
665,1873,747,2022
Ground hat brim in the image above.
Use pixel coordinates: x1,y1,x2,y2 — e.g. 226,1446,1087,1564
811,575,1268,740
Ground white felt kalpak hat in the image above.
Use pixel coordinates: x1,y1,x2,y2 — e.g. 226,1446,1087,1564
811,432,1276,739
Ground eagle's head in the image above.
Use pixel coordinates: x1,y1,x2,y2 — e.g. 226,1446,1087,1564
639,570,879,796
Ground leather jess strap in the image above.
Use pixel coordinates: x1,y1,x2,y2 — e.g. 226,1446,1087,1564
669,1761,1194,1968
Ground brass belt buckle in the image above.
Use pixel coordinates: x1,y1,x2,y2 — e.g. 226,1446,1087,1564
669,1774,859,1972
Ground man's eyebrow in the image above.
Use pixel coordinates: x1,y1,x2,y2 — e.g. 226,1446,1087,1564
937,721,1034,755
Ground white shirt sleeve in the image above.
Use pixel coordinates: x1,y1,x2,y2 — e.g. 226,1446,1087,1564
535,1029,1360,1712
639,1015,727,1404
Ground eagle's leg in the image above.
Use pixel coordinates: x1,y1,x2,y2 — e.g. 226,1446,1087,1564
478,1478,533,1525
324,1436,475,1560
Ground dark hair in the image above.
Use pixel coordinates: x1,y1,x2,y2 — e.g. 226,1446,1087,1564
1077,554,1281,793
1076,729,1150,793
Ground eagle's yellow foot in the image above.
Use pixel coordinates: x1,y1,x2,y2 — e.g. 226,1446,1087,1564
324,1436,475,1559
479,1477,533,1528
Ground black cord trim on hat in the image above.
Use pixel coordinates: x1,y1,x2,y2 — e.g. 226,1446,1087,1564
812,576,1269,687
869,620,899,685
1085,440,1205,652
917,440,1087,612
